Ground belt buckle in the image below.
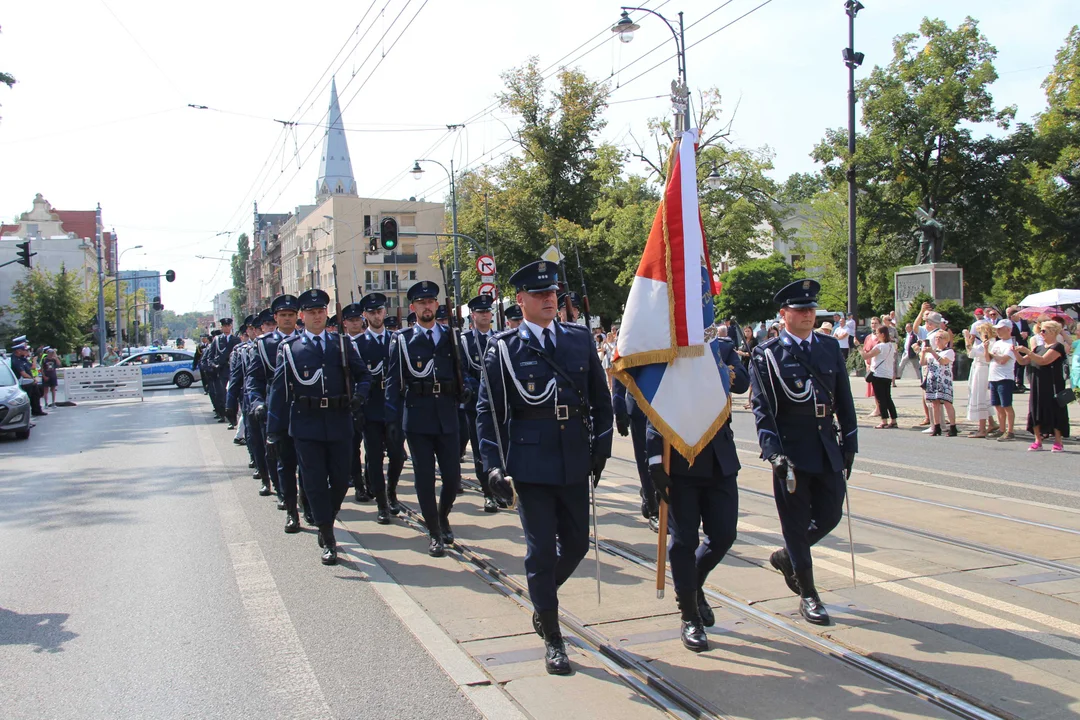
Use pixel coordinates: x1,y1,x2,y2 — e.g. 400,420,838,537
556,404,569,420
320,398,329,409
432,381,441,395
815,403,826,418
380,378,386,390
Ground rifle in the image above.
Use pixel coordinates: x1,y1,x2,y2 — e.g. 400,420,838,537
445,295,467,401
571,234,591,329
332,263,352,403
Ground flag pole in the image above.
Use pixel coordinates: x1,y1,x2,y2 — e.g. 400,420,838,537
655,439,671,599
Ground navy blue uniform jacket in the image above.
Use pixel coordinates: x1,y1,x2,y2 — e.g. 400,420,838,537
476,321,613,486
749,332,857,474
246,330,291,407
352,330,393,423
644,338,750,478
267,332,372,442
384,326,460,435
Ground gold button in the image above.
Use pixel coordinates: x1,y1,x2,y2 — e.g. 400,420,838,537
560,424,565,430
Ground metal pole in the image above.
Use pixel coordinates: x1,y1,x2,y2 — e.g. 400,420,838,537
115,266,122,351
679,11,689,132
450,158,461,310
95,204,107,363
846,5,858,321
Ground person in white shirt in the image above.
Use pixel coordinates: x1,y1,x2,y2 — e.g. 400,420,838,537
987,318,1021,441
962,321,996,437
80,344,92,368
832,313,850,359
859,325,898,428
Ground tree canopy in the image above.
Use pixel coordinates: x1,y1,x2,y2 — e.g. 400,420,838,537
10,267,93,354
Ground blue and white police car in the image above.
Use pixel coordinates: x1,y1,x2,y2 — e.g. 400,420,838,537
115,348,201,388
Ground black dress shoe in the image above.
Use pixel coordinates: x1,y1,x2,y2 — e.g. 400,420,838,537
252,471,261,480
428,537,445,557
276,499,287,511
648,516,660,533
697,591,715,627
795,568,830,625
681,619,709,652
769,548,800,596
284,512,300,534
227,423,237,430
355,488,373,503
217,417,226,423
389,498,403,516
303,511,315,525
248,459,256,468
495,496,510,509
321,545,338,565
376,507,391,525
259,483,273,496
484,496,498,513
441,523,454,544
544,635,572,675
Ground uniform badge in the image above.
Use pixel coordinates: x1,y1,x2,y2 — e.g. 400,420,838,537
416,361,422,369
538,262,546,272
303,370,310,378
795,379,803,389
526,382,536,393
802,280,811,290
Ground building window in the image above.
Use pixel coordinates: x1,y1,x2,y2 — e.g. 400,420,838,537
363,215,372,236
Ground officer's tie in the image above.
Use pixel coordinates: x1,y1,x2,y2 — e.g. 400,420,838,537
312,334,323,356
800,339,810,356
542,328,555,357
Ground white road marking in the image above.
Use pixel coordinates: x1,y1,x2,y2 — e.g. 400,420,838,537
195,419,334,720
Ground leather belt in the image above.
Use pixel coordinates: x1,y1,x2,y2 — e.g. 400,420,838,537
512,405,585,421
406,380,443,396
296,395,349,410
785,402,833,418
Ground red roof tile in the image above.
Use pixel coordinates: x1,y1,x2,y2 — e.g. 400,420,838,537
56,210,97,240
0,224,18,236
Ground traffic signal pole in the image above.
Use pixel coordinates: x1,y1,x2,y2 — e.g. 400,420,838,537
95,204,108,364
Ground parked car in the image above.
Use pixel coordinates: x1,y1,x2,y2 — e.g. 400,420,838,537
115,350,201,388
0,360,32,440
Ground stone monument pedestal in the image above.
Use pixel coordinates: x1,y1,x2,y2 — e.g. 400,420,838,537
895,263,964,318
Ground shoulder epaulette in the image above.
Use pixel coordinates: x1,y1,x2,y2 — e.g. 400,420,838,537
492,327,518,341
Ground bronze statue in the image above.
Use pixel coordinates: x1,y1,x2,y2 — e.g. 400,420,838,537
914,207,943,264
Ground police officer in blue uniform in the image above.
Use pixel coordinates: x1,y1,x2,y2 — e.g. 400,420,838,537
557,291,581,324
205,317,240,422
348,293,404,524
245,310,277,496
341,302,373,504
9,340,46,417
225,315,257,469
248,294,310,530
504,304,523,330
460,294,503,512
268,289,372,565
476,260,613,676
612,378,659,532
384,315,400,332
644,332,749,651
749,279,857,625
385,281,464,558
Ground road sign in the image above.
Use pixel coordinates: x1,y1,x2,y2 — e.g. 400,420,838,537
478,283,496,297
476,255,496,276
541,245,564,263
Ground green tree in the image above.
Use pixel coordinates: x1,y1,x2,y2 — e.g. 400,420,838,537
10,266,93,354
230,233,249,316
714,254,795,324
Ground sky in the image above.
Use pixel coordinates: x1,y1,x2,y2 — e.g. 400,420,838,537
1,0,1075,312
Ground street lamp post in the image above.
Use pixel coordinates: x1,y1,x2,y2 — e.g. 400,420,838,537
844,0,865,321
94,204,108,363
613,7,690,134
116,245,144,349
412,158,460,308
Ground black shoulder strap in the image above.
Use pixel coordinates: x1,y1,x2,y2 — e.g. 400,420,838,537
523,342,591,416
788,345,836,406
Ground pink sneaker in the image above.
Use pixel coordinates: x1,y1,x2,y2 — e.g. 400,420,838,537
1052,443,1064,453
1028,442,1043,452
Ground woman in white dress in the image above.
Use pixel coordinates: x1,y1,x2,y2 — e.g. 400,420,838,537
963,322,994,437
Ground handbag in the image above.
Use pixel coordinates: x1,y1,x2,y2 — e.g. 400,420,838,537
1056,388,1075,408
864,370,875,383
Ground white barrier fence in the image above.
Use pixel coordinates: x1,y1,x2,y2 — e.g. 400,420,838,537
62,366,144,402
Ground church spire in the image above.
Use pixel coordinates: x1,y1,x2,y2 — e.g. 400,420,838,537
315,77,357,201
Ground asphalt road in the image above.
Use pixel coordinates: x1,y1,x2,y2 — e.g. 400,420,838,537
0,389,482,720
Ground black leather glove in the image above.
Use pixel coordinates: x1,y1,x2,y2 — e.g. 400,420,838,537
843,450,856,476
767,453,790,477
387,422,402,447
253,404,267,422
590,455,606,487
615,410,630,437
488,468,515,507
649,463,671,505
349,394,364,412
265,433,282,463
459,386,473,406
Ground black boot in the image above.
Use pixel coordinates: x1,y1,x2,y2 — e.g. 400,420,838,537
676,590,709,652
795,568,830,625
538,610,571,675
284,510,300,534
769,548,800,596
946,424,958,437
930,424,942,437
319,525,337,565
697,588,715,628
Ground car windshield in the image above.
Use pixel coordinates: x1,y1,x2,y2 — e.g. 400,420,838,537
0,360,16,387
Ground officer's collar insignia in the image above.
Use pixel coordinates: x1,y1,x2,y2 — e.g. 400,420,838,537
782,337,791,345
519,327,529,339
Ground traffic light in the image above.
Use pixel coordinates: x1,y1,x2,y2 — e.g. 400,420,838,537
369,237,378,252
380,217,398,251
16,240,33,268
165,269,176,282
152,296,163,311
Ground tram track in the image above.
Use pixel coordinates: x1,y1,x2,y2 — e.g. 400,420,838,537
446,477,1008,720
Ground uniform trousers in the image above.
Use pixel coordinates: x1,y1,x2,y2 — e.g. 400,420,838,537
259,417,279,493
515,481,591,613
294,438,352,526
458,407,470,459
364,421,406,504
406,430,461,535
628,410,655,508
349,425,370,492
464,409,492,496
209,373,227,416
275,436,308,513
247,410,267,479
666,470,739,594
772,466,845,572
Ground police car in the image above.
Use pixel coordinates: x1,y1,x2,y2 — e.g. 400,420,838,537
115,349,201,388
0,359,32,440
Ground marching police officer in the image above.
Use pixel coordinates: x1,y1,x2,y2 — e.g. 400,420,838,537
245,310,277,495
205,318,241,422
504,304,523,330
248,294,310,529
460,294,504,512
342,302,373,504
476,260,613,675
557,292,581,324
644,332,749,651
385,281,463,557
384,315,400,332
612,378,658,532
267,289,372,565
350,293,407,522
435,305,449,329
225,315,257,470
749,279,857,625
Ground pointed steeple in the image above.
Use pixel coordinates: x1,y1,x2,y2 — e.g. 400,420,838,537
316,77,357,201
